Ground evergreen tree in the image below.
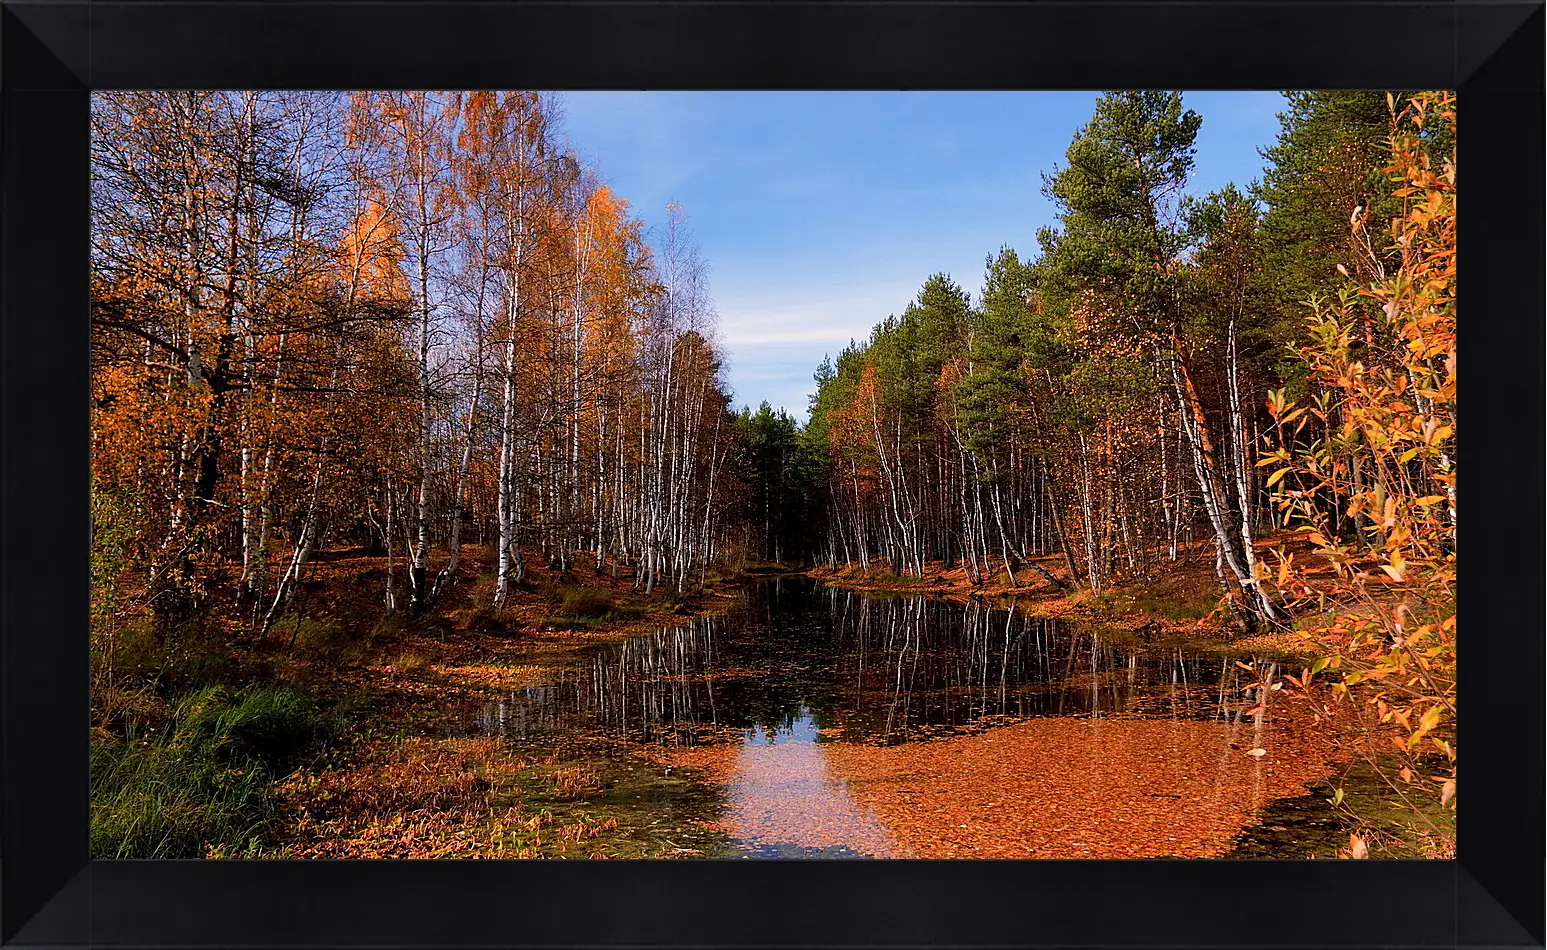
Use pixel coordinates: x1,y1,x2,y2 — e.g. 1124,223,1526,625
1254,91,1404,319
737,401,805,563
1036,90,1202,327
1039,91,1280,624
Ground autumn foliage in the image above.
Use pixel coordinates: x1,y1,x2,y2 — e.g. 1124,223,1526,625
91,91,746,655
1264,93,1457,821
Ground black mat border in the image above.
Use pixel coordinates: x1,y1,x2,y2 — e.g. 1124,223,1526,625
2,1,1541,947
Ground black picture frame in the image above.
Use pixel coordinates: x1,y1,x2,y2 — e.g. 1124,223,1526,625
3,2,1541,947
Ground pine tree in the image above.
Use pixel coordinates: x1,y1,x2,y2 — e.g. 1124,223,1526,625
1255,92,1405,323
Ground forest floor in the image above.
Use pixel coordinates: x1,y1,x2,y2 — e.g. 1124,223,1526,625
266,546,759,858
93,544,751,859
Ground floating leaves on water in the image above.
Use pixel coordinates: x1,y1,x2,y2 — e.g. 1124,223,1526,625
672,713,1335,860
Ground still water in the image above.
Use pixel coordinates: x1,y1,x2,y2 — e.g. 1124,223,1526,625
477,577,1328,858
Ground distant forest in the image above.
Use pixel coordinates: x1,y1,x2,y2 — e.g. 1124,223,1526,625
740,91,1455,629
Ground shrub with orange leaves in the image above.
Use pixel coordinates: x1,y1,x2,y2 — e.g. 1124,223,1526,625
1262,92,1456,826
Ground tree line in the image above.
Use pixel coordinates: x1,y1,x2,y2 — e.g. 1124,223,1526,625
91,91,754,639
90,87,1457,645
793,91,1455,632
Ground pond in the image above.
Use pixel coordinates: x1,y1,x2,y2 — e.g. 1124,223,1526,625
477,576,1342,859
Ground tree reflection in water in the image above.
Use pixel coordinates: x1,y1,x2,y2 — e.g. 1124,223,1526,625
469,578,1328,858
479,576,1293,749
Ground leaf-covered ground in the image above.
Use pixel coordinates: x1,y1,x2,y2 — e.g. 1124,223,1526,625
129,545,751,859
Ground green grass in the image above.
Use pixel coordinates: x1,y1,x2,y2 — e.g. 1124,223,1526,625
369,611,408,642
543,589,648,628
1087,574,1223,623
95,615,163,678
1131,589,1219,621
857,567,926,586
91,684,332,858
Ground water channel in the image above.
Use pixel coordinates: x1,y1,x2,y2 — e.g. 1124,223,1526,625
476,577,1341,858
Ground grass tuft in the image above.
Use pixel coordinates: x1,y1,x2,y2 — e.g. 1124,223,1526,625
369,612,408,643
271,615,355,659
559,589,614,620
386,649,433,674
547,765,603,800
91,684,331,858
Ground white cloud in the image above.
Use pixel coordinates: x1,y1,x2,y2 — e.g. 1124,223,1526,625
712,279,924,419
716,282,915,346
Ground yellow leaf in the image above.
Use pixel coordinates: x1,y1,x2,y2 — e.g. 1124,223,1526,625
1414,705,1443,738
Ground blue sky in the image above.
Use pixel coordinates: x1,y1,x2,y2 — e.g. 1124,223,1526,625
554,91,1287,420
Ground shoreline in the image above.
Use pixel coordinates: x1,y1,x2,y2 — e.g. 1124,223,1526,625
266,553,753,859
97,549,1442,860
93,546,756,859
803,560,1313,657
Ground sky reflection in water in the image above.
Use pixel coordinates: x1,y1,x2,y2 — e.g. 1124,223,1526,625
478,577,1310,858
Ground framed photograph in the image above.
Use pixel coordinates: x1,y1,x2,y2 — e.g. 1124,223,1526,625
2,1,1541,947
